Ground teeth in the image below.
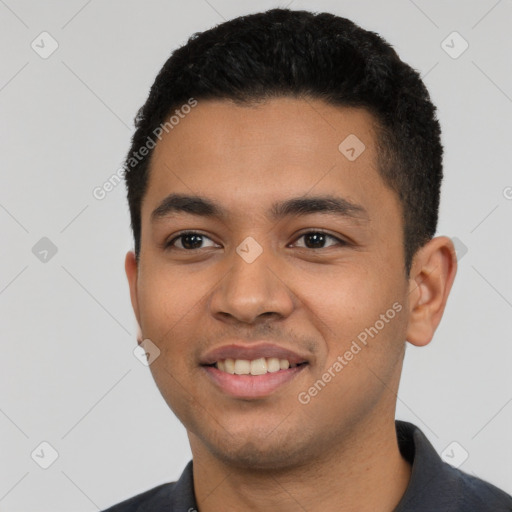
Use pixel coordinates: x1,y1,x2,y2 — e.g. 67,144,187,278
234,359,251,375
279,359,290,370
267,357,281,373
224,358,235,374
214,357,302,375
250,358,267,375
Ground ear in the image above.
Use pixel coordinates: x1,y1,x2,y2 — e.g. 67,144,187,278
405,236,457,347
125,250,142,341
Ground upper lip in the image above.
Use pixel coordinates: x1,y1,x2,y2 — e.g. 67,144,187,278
200,343,310,366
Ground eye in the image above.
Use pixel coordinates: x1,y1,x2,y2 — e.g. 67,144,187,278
164,230,346,251
292,231,346,249
165,231,219,250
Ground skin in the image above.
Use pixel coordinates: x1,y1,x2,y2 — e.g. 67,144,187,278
125,97,457,512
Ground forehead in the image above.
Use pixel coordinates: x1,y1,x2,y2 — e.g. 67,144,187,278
142,97,398,225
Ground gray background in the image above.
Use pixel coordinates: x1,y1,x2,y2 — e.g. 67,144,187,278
1,0,511,510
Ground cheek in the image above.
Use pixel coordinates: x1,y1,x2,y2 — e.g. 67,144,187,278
137,263,207,341
135,263,221,389
303,264,395,331
300,260,407,373
136,268,206,416
297,277,406,426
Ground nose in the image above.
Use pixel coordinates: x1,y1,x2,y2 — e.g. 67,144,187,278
209,244,295,325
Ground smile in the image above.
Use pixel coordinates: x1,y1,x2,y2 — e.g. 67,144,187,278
202,360,308,399
211,357,306,376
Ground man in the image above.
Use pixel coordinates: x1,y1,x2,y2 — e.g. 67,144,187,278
104,8,512,512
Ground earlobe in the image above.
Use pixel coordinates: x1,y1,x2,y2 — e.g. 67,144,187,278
405,236,457,347
125,251,142,335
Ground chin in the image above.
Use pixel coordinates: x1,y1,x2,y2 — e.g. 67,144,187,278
215,442,305,471
201,424,319,472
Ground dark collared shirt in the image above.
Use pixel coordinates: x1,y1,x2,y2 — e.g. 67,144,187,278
103,420,512,511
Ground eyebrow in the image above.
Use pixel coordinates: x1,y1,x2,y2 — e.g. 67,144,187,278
150,193,370,223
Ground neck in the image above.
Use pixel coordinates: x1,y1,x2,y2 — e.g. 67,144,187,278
190,417,411,512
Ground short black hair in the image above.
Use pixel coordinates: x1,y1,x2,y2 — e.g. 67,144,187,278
124,8,443,277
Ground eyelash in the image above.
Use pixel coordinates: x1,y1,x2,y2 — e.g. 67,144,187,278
164,230,347,250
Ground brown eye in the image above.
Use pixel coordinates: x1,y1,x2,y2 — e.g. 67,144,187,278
293,231,345,249
166,232,218,250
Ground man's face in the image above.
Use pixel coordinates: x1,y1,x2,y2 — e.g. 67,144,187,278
126,98,411,469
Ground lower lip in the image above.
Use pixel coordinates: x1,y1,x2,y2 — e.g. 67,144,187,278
202,365,307,399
